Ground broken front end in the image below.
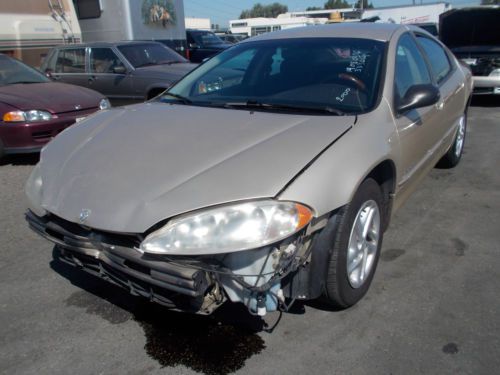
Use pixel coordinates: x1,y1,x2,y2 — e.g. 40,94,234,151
26,199,333,316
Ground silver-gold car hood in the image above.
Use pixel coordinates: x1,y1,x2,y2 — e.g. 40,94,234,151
38,102,353,233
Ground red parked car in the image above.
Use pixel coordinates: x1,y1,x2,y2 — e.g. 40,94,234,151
0,54,110,160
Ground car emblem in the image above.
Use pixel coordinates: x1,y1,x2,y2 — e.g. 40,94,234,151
79,209,91,223
75,104,82,110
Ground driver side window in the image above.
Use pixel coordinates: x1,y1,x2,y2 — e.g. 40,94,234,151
394,34,432,100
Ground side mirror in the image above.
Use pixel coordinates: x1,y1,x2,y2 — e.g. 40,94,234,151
397,84,440,114
44,69,53,79
113,66,127,74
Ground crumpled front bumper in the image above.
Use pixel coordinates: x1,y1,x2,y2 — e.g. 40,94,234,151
26,211,216,313
26,210,310,315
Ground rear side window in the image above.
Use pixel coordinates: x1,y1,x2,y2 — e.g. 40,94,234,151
55,49,86,73
416,36,452,84
89,48,125,73
394,33,432,99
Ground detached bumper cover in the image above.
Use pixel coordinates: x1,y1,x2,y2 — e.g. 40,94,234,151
26,211,211,310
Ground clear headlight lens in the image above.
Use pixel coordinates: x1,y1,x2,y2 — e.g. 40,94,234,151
25,163,46,217
140,201,313,255
99,98,111,110
3,110,52,123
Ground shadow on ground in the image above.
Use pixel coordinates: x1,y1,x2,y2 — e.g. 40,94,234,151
470,95,500,108
50,252,267,375
0,153,39,166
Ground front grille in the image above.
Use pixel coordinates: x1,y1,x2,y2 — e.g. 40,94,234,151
56,107,97,117
26,211,211,309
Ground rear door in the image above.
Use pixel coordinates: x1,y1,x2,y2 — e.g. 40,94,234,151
415,33,466,149
51,48,88,88
88,47,134,104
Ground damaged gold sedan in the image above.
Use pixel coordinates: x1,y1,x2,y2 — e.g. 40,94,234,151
26,23,472,316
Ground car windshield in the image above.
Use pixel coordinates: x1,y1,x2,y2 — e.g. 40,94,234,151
192,31,225,46
164,38,386,114
117,43,187,68
0,55,50,86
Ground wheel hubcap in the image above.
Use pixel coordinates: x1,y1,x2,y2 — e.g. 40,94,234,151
347,200,380,289
455,115,466,158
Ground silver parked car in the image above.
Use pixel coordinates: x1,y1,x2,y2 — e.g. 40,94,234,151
26,23,472,316
41,41,197,105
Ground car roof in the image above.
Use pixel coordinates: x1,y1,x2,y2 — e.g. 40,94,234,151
243,22,406,43
53,41,165,49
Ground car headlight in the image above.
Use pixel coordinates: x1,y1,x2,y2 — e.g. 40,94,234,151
99,98,111,110
25,163,46,217
140,200,313,255
3,110,53,123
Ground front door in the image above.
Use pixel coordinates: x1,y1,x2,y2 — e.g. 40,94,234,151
392,33,440,200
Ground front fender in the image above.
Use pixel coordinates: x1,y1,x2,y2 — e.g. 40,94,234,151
278,102,400,218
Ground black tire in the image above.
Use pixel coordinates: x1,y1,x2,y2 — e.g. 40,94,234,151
437,109,467,169
322,178,384,308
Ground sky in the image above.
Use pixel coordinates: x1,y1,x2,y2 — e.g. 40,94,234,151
183,0,480,28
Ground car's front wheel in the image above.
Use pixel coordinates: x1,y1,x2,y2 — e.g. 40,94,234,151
322,178,384,308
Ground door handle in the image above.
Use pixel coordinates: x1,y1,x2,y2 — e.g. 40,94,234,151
88,75,96,83
435,101,444,111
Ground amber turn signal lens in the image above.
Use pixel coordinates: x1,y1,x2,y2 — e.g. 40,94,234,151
3,111,26,122
296,203,313,229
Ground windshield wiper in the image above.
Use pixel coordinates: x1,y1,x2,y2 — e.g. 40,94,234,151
221,101,346,115
161,92,192,104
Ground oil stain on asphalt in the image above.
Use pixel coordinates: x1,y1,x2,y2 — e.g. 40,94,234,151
134,303,266,375
451,238,468,256
442,342,459,354
55,252,266,374
64,283,265,375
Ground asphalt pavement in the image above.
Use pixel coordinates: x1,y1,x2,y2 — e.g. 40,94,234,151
0,97,499,375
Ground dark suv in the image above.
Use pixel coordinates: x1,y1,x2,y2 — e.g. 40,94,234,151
41,41,197,105
186,30,231,63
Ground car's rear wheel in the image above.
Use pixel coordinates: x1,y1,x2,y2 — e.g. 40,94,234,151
322,178,384,308
437,110,467,168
